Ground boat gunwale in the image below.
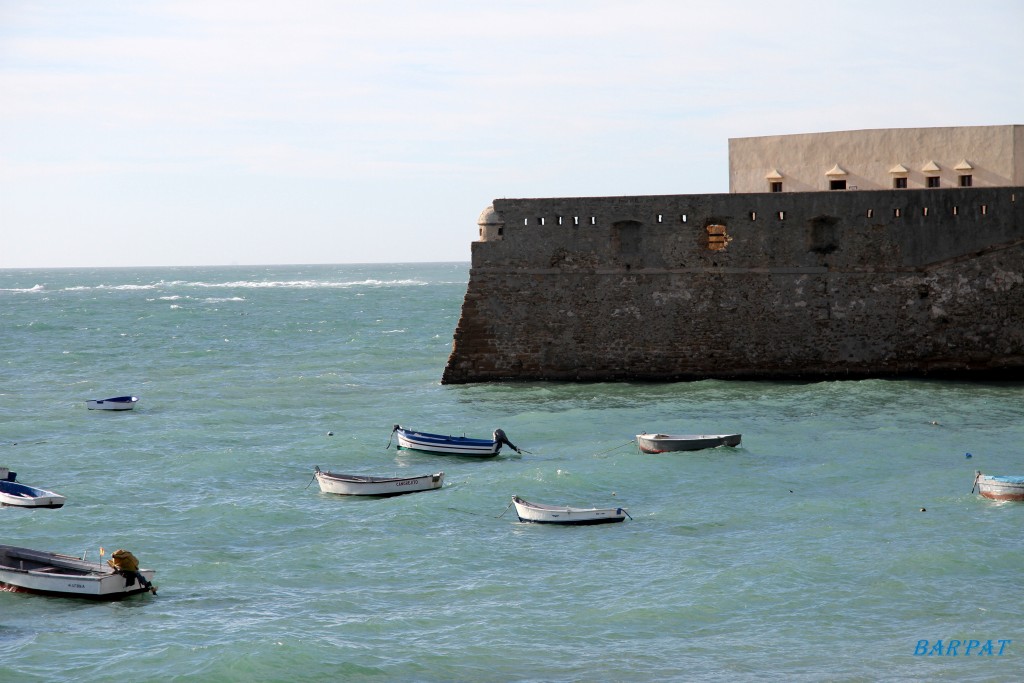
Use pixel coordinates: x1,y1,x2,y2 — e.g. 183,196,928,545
0,544,155,600
315,470,443,485
511,495,627,516
636,432,741,442
396,429,497,448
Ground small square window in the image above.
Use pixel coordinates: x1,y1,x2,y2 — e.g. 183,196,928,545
959,174,973,187
830,180,846,191
770,181,782,193
927,176,940,188
893,177,907,189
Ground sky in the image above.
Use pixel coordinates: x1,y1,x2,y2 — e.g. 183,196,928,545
2,1,1022,269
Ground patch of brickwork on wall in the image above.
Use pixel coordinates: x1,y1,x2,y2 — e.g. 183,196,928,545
442,188,1024,383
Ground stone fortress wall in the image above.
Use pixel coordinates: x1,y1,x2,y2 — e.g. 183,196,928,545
442,186,1024,383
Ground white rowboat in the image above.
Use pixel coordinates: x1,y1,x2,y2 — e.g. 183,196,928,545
636,432,741,453
510,495,629,525
0,479,66,508
314,467,444,496
973,471,1024,502
0,544,155,600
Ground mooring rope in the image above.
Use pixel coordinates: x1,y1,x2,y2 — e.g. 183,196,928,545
591,440,636,457
447,505,512,519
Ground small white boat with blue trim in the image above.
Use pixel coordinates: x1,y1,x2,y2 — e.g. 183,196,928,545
0,468,65,509
86,395,138,411
0,545,156,600
314,466,444,496
510,495,630,525
390,425,521,457
973,471,1024,502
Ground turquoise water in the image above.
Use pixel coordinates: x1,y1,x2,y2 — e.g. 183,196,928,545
0,263,1021,682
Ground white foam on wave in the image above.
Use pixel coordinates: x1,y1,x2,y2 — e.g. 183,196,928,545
95,284,157,291
183,279,428,289
1,284,46,293
23,276,433,294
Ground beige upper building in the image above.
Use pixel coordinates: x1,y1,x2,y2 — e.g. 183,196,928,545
729,125,1024,193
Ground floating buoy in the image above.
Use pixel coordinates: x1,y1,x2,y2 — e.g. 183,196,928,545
965,452,972,459
327,431,334,437
920,508,926,512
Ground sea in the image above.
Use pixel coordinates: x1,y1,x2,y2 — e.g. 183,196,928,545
0,263,1020,683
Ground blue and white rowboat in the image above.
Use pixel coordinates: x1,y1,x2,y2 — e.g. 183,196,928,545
0,477,66,509
391,425,520,457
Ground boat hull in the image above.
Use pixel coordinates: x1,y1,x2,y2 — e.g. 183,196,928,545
975,473,1024,502
395,429,499,457
86,396,138,410
315,469,444,496
0,481,66,508
0,545,155,600
511,496,627,525
636,433,741,453
84,395,137,411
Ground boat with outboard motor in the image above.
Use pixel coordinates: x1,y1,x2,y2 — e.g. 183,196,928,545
390,425,521,457
0,545,156,600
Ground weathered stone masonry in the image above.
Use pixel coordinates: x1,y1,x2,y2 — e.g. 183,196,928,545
442,187,1024,383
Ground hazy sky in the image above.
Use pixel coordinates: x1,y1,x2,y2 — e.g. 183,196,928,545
2,1,1022,268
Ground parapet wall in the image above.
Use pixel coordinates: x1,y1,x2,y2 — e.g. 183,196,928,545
442,187,1024,383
